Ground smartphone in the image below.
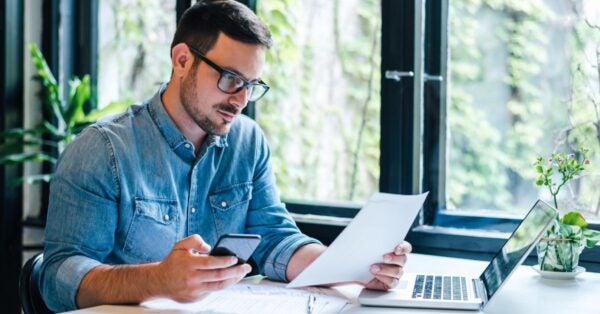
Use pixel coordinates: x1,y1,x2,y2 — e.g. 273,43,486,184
209,233,261,265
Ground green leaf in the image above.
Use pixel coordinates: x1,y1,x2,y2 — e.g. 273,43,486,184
82,99,133,122
42,121,66,138
0,152,57,165
0,137,56,155
535,164,543,173
561,211,588,228
65,75,91,126
10,174,53,187
29,43,65,125
534,176,544,186
0,127,42,138
558,223,582,239
583,229,600,248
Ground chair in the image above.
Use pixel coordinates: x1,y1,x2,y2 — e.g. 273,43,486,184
19,253,52,314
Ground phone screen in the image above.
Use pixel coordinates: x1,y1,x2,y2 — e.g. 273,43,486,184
210,234,261,264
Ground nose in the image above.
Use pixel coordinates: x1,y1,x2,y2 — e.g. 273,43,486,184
228,87,250,109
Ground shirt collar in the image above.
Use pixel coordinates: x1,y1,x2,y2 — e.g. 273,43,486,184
147,84,228,151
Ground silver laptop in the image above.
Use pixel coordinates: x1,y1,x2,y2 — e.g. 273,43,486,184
358,200,557,311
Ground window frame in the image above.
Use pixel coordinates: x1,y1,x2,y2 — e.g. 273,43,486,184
418,0,600,270
250,0,600,270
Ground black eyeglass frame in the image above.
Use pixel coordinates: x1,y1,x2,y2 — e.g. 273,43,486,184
187,45,270,102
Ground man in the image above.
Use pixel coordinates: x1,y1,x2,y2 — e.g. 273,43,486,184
39,0,411,311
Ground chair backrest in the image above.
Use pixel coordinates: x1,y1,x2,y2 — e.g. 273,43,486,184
19,253,52,314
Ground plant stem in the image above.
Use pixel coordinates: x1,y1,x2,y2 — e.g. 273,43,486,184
552,179,569,210
549,185,558,209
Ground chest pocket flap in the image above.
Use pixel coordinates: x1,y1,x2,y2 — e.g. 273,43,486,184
134,198,178,224
209,182,253,211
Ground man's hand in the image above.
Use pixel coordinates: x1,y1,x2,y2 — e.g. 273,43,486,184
363,241,412,290
76,234,252,308
155,234,252,302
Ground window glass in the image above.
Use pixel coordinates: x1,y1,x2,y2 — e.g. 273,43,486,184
256,0,382,203
98,0,175,108
448,0,600,218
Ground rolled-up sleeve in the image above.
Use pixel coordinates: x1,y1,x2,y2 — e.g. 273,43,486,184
262,233,321,281
39,126,119,312
245,127,321,281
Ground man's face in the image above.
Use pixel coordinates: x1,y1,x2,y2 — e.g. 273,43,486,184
179,34,266,136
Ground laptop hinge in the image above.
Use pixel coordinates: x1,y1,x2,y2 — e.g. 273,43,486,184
472,279,488,304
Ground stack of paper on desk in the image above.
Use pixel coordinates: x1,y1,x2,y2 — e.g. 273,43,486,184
287,192,428,288
141,278,350,314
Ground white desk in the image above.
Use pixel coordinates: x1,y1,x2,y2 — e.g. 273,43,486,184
66,253,599,314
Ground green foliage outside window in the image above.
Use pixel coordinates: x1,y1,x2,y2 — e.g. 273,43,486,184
256,0,600,214
448,0,600,215
98,0,174,108
257,0,381,203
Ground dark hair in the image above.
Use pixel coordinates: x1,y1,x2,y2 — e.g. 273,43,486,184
171,0,272,57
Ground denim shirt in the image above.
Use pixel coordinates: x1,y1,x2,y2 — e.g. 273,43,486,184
39,85,320,312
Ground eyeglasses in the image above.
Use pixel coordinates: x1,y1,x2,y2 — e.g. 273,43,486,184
187,45,270,102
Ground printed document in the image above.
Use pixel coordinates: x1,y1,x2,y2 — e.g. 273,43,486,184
287,192,428,288
141,277,350,314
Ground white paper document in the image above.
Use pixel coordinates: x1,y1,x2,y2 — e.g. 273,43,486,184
287,192,428,288
141,279,350,314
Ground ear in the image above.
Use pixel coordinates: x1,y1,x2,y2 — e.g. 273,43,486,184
171,43,194,78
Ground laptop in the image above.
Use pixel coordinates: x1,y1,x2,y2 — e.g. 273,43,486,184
358,200,557,311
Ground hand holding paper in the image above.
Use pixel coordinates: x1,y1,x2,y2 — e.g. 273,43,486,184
364,240,412,290
287,192,428,288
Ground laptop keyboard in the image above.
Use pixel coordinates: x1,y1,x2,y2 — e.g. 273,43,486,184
412,275,469,301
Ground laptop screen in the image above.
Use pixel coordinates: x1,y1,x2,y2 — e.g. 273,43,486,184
479,200,557,300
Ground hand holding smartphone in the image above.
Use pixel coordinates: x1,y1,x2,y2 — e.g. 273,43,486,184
209,233,261,265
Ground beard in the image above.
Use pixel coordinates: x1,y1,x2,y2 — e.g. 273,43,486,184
179,69,238,136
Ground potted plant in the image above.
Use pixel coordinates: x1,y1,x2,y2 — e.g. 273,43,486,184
0,43,131,185
533,149,600,273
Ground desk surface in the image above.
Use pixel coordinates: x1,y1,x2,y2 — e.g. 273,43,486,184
66,253,599,314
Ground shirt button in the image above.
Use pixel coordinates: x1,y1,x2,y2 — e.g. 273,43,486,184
163,214,170,221
184,143,191,149
220,201,227,208
190,207,196,214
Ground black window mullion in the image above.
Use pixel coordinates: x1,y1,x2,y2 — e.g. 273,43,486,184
177,0,193,24
42,0,60,75
237,0,257,119
57,0,98,109
422,0,448,225
35,0,61,224
74,0,98,111
380,0,422,195
1,0,24,311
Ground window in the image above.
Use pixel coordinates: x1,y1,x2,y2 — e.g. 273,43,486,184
97,0,176,108
443,0,600,221
256,0,382,204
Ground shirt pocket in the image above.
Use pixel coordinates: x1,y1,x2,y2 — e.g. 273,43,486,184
123,197,179,262
209,182,253,233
